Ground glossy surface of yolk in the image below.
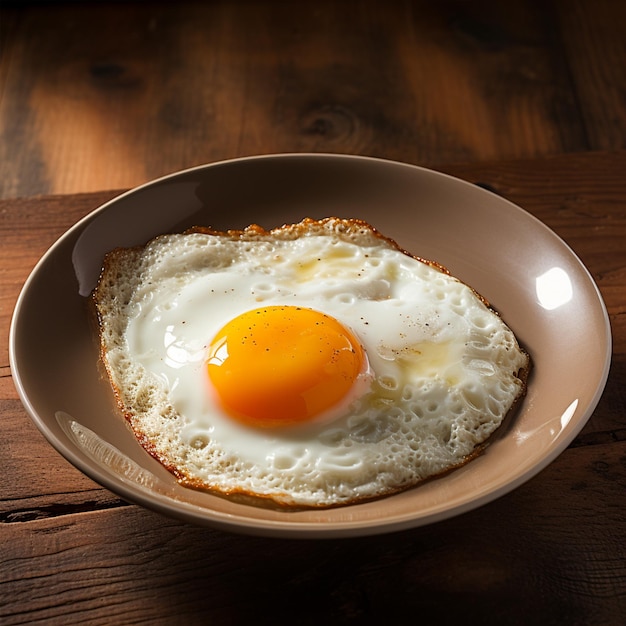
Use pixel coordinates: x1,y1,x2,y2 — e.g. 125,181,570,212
207,306,365,428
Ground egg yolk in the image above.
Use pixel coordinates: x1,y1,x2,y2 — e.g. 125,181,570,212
206,305,365,428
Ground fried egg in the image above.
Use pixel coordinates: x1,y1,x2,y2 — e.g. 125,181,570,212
93,218,530,508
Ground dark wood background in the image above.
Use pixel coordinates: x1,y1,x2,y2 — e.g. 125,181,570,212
1,1,625,625
1,0,625,199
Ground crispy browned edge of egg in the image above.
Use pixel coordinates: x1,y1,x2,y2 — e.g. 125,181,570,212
89,217,532,511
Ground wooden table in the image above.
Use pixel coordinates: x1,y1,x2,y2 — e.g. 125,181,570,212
1,150,625,624
2,0,626,199
2,0,626,622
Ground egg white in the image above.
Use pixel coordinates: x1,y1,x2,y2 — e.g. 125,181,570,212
95,219,529,507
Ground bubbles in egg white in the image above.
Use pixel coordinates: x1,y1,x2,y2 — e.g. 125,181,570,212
100,220,528,507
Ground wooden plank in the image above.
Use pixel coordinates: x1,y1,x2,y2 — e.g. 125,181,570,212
1,439,625,625
556,0,626,151
0,190,120,367
0,0,600,198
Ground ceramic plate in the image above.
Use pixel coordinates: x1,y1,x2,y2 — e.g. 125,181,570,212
9,154,611,538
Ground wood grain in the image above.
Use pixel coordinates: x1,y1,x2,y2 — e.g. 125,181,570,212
3,0,624,198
